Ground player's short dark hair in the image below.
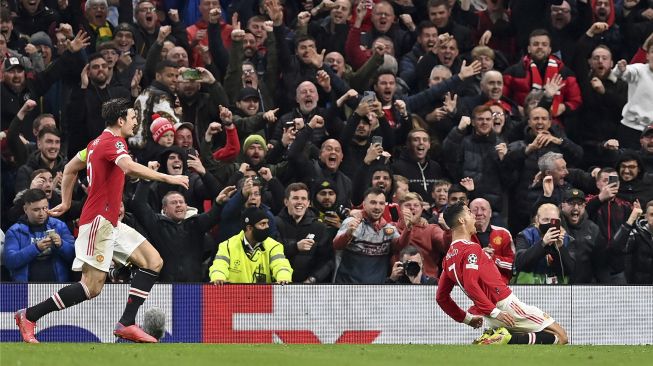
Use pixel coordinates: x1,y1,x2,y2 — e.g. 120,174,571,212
155,60,178,74
102,98,132,127
32,113,55,131
285,182,309,199
363,187,386,200
37,126,61,140
22,188,48,205
529,29,551,43
443,201,466,229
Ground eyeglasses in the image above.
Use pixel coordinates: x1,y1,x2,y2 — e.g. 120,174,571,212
620,164,638,170
373,12,392,17
491,112,505,118
138,7,156,13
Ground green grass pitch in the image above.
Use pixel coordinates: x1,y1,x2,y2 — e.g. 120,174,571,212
1,344,652,366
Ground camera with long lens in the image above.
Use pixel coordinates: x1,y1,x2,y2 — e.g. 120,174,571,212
402,260,421,277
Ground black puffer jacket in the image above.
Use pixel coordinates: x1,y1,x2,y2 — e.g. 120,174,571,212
442,129,509,211
274,209,333,283
624,219,653,284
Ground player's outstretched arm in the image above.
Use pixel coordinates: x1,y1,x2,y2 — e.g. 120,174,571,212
117,156,189,189
50,154,86,217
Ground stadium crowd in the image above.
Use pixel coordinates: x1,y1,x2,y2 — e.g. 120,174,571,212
1,0,653,286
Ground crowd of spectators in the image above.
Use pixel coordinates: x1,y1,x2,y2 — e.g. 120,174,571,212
1,0,653,285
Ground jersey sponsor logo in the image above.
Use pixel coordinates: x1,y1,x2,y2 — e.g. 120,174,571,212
115,141,127,154
445,248,458,260
492,236,503,246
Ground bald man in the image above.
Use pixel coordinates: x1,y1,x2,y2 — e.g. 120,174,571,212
469,198,514,284
514,203,575,284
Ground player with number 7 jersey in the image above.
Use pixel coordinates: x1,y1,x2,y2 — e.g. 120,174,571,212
436,202,568,345
15,99,189,344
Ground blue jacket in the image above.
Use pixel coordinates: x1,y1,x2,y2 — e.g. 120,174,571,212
3,217,75,282
515,225,575,280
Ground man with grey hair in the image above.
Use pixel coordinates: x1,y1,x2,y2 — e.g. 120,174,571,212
503,107,584,232
529,151,595,217
458,70,520,120
80,0,131,53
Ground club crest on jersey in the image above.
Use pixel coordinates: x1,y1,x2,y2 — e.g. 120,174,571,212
493,236,503,246
96,255,104,263
384,227,395,236
115,141,127,154
466,253,478,270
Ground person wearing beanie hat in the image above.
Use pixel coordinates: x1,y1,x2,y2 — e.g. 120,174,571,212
242,134,268,154
150,114,176,147
208,206,293,285
27,31,54,70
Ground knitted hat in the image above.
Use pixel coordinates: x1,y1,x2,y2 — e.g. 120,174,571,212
242,134,268,153
312,178,338,199
30,32,52,48
150,114,176,143
241,206,268,228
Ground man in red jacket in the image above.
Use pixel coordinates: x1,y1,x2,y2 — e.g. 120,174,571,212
186,0,233,67
436,202,568,345
502,29,582,126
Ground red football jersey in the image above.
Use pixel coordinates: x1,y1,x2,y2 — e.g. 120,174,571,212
78,130,130,227
436,239,512,323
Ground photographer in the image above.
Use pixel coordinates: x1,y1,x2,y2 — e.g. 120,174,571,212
386,246,436,285
514,203,575,284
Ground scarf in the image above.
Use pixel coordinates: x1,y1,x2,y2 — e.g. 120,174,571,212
528,56,562,117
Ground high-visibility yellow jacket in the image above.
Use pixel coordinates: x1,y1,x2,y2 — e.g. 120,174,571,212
209,231,293,283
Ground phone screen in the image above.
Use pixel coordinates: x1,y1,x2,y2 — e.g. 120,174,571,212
550,218,560,230
608,176,619,185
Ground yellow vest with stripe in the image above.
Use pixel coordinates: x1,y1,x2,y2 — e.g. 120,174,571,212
209,231,293,283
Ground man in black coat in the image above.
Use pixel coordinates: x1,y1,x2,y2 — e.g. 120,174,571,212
442,105,510,214
132,172,236,282
275,183,333,283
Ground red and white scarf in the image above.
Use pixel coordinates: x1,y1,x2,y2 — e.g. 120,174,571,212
529,56,563,117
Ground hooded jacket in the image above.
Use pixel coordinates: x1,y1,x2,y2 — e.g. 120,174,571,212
147,147,221,213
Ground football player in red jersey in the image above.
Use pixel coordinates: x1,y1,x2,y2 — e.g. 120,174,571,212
436,202,568,345
15,98,189,344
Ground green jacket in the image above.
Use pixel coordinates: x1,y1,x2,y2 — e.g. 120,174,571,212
209,231,293,283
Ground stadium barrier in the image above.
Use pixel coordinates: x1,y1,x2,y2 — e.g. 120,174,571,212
1,284,651,344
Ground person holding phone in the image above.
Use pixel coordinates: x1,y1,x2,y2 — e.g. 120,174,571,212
514,203,574,285
584,167,635,283
4,189,75,283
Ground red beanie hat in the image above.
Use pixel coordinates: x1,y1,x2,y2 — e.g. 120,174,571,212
150,114,176,143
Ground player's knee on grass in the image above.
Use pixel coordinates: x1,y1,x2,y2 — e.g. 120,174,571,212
549,323,568,344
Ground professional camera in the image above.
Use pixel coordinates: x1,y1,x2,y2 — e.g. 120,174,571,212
402,260,421,277
327,204,350,219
